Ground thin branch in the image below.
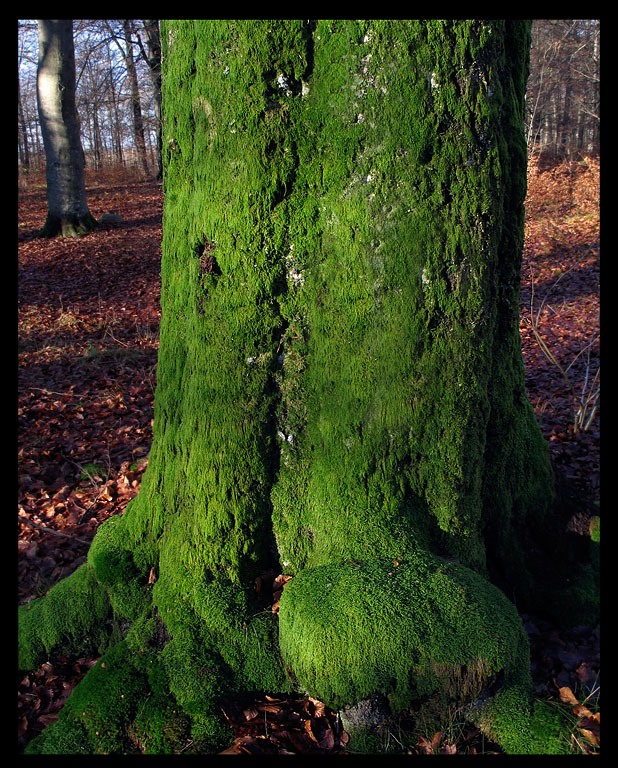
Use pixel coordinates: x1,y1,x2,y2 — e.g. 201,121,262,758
18,515,91,545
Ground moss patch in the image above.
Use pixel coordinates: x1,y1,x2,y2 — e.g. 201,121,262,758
25,641,149,754
590,515,600,543
471,690,578,754
270,19,553,603
39,211,98,238
278,554,531,713
18,563,111,673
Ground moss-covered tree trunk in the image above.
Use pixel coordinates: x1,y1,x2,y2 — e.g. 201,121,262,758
36,20,97,237
19,20,598,755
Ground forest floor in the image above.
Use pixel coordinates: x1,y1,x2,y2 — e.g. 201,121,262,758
17,157,599,755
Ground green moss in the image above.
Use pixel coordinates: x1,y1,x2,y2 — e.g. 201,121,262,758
590,515,600,543
270,19,552,600
80,462,105,481
153,571,290,698
528,701,574,754
472,691,576,754
18,563,111,672
39,211,98,238
23,629,231,755
145,19,311,592
24,715,91,754
25,641,149,754
87,514,150,620
130,696,192,754
278,554,531,712
19,20,581,756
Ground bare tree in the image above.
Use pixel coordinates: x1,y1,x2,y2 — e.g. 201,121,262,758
133,20,162,179
18,73,30,171
19,20,43,173
104,20,150,177
526,20,600,162
103,33,126,167
36,19,96,236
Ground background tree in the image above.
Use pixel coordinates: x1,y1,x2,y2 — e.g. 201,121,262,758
18,72,30,172
19,20,161,180
36,19,96,237
18,21,41,173
101,30,126,168
124,20,150,177
134,20,162,179
22,20,599,180
18,20,598,755
526,20,600,162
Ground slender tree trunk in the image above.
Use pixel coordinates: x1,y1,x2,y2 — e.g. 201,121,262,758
92,103,103,171
141,19,162,180
105,38,125,167
36,19,96,237
19,20,598,756
18,78,30,172
31,121,41,168
591,19,600,155
122,20,150,178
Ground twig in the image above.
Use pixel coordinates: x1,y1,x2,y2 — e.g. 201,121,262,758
18,515,91,545
26,387,84,398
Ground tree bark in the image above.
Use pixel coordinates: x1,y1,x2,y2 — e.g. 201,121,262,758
19,20,598,755
18,76,30,171
36,19,96,237
140,19,162,180
122,20,150,178
105,38,125,168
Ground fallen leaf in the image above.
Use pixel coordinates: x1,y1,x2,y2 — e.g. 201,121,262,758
574,661,597,687
318,726,335,750
572,703,594,720
255,702,282,714
556,684,579,706
303,719,319,743
18,715,29,738
308,697,326,718
416,733,442,755
219,739,248,754
273,573,293,589
578,727,600,746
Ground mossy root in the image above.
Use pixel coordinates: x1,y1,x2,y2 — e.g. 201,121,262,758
278,553,534,752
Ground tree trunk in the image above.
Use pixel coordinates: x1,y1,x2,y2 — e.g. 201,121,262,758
18,76,30,172
141,19,163,180
91,103,103,171
122,20,150,178
36,19,96,237
105,37,125,167
19,20,599,755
